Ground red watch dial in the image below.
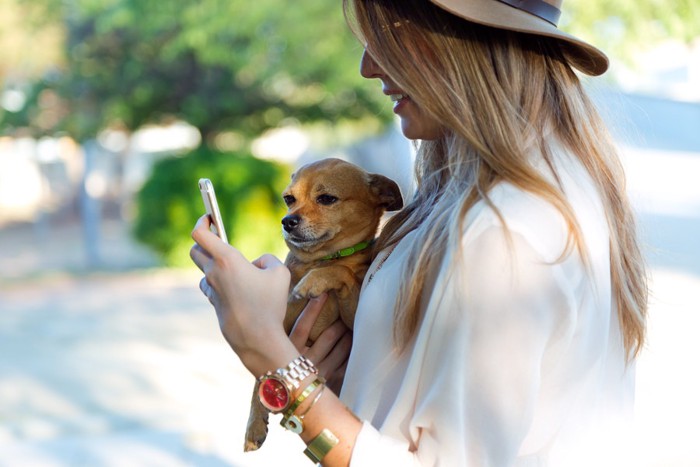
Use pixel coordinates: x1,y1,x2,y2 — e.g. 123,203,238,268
260,377,290,411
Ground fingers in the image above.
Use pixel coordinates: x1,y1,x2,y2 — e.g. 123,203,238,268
192,215,241,260
199,276,215,305
191,214,216,247
190,244,212,273
319,329,352,372
308,321,350,364
289,293,328,350
310,324,352,394
325,356,349,395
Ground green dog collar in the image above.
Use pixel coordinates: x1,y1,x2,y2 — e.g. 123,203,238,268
321,240,373,261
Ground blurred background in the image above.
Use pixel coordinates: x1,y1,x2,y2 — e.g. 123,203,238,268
0,0,698,466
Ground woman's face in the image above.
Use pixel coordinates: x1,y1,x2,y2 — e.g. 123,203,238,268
360,49,444,141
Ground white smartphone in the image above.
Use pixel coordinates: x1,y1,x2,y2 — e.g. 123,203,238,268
198,178,228,243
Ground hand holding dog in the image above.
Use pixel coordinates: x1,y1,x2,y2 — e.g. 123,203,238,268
288,292,352,394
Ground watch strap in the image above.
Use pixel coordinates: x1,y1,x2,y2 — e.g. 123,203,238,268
279,355,318,389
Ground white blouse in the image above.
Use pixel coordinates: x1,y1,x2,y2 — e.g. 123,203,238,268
340,152,636,466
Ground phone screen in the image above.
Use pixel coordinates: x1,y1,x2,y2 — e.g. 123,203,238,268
198,178,228,243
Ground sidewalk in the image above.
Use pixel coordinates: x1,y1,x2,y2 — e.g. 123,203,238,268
0,216,160,283
0,215,316,466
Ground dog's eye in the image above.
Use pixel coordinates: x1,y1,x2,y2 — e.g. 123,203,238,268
316,194,338,206
283,195,296,206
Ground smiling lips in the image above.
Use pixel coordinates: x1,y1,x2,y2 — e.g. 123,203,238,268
388,93,409,112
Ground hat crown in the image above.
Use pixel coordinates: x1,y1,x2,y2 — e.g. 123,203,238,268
428,0,608,75
494,0,562,26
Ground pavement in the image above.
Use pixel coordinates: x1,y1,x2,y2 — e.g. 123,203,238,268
1,143,700,466
0,218,313,467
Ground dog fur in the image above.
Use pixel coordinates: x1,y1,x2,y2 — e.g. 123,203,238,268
243,157,403,451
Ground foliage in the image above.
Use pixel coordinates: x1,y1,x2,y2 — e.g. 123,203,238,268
0,0,64,78
4,0,390,141
0,0,65,131
133,146,290,266
565,0,700,64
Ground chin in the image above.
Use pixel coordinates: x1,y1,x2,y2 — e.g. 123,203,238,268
400,122,423,140
400,126,441,141
400,119,442,141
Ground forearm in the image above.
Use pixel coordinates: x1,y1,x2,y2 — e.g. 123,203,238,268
293,379,363,466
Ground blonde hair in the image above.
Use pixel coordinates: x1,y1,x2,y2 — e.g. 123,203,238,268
344,0,647,359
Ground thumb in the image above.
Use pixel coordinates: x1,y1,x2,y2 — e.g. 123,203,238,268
252,253,284,271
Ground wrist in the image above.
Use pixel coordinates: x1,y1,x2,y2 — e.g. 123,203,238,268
239,332,300,379
258,355,319,413
280,375,326,433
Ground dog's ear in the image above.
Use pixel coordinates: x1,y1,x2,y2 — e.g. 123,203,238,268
368,174,403,211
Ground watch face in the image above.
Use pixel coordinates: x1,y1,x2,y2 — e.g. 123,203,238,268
259,377,290,412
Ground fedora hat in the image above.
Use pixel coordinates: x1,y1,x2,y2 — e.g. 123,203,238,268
429,0,609,75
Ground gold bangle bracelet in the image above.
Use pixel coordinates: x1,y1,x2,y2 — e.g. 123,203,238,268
299,384,325,417
281,377,324,434
304,428,339,464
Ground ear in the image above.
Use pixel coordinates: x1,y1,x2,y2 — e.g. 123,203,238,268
368,173,404,211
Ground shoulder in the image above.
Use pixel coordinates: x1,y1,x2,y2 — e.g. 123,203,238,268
463,182,569,263
462,148,607,263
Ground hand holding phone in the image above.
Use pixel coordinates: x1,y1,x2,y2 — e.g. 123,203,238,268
199,178,228,243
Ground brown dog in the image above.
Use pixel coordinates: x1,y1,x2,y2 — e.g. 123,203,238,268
244,157,403,451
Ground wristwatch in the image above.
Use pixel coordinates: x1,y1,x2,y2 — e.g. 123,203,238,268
258,356,318,413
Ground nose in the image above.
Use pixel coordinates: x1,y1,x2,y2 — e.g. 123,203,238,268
360,48,383,79
282,214,301,233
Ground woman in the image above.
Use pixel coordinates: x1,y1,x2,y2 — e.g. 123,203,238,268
190,0,648,465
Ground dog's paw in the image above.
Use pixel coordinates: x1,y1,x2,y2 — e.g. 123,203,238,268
292,275,329,300
244,418,269,452
245,391,270,452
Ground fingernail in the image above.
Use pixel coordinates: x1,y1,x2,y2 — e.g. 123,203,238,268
314,293,328,303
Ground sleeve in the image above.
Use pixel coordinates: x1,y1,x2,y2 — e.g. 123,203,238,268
350,421,423,467
351,223,576,466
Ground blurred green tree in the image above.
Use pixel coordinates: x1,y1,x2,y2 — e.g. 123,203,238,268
0,0,65,132
33,0,390,141
133,146,289,265
565,0,700,65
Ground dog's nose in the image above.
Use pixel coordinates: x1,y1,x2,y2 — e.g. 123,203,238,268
282,215,301,232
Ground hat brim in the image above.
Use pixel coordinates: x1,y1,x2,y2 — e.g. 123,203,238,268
430,0,609,76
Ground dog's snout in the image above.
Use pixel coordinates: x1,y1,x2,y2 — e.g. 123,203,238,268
282,214,301,232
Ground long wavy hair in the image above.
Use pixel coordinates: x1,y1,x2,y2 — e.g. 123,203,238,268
343,0,647,360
